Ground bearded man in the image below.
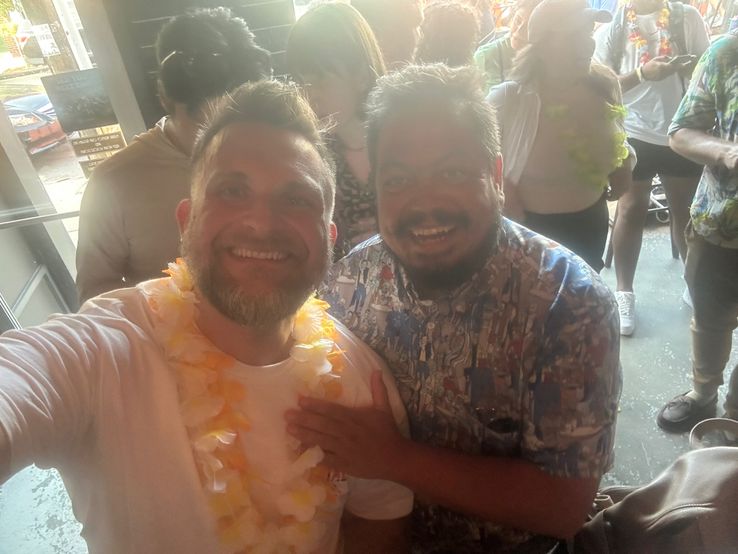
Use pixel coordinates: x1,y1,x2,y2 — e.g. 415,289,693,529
0,81,412,553
288,64,622,552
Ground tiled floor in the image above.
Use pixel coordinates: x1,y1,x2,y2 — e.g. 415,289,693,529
1,222,736,553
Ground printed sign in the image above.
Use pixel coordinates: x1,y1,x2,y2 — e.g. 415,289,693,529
41,69,117,133
31,24,60,57
71,132,126,157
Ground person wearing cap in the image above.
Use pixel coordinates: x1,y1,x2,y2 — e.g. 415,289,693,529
488,0,634,272
594,0,710,336
75,8,271,303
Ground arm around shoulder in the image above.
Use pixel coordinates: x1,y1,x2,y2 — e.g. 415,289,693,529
342,513,410,553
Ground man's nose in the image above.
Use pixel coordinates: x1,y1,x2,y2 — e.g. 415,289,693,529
238,199,280,235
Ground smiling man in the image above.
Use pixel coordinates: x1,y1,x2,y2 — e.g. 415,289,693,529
0,81,412,553
289,64,622,552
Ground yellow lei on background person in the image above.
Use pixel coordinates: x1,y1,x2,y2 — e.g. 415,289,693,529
142,259,345,553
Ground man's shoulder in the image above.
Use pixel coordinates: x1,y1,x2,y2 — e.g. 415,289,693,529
499,220,615,304
474,35,511,58
88,124,186,186
77,284,158,335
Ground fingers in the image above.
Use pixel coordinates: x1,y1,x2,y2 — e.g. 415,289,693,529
298,396,353,421
371,370,391,412
287,423,344,454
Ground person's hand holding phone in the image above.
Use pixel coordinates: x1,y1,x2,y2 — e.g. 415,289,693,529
670,54,699,79
641,55,679,81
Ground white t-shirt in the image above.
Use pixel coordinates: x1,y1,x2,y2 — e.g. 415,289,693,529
594,5,710,145
0,285,413,553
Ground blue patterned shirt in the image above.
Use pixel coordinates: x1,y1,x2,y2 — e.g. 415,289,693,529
322,219,622,552
669,31,738,248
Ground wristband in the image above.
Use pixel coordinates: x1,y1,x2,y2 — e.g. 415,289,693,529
636,66,645,83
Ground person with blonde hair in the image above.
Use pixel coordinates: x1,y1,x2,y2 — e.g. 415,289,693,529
288,1,386,258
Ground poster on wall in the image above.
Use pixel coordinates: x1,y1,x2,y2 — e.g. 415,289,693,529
41,69,117,133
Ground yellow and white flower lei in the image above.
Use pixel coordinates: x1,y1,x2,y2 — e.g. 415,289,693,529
141,259,345,553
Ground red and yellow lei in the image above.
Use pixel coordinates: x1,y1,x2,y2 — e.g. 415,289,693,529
625,3,672,66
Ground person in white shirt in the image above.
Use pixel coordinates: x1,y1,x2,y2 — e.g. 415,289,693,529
0,80,413,554
594,0,709,335
75,8,271,303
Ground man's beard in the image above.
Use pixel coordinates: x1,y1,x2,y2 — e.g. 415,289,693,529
387,204,502,294
181,228,331,329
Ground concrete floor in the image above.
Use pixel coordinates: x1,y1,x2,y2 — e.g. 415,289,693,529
1,221,736,553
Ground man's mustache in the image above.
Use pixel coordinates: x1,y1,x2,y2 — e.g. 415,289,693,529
394,209,470,236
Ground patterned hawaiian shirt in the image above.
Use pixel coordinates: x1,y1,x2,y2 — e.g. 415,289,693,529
669,31,738,248
322,219,622,553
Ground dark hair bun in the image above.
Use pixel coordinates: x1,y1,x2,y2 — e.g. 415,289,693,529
156,8,272,113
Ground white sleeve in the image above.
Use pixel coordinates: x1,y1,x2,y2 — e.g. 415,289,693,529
332,322,414,520
684,5,710,58
593,21,617,69
0,315,98,476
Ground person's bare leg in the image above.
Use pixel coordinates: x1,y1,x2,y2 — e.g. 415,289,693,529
612,180,652,292
660,175,699,262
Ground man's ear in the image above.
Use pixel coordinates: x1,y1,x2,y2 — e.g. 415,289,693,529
175,198,192,236
494,155,504,190
491,155,505,204
329,222,338,246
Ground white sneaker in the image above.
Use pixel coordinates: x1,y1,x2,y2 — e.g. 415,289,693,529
682,286,693,309
615,291,635,336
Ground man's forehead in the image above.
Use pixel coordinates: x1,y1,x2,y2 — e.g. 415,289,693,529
214,122,318,158
199,122,323,175
376,108,485,166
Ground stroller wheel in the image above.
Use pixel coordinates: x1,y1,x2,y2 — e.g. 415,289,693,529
655,210,670,224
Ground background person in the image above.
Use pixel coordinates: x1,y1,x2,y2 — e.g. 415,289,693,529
473,0,543,93
75,8,271,303
657,31,738,433
414,1,481,67
594,0,710,335
351,0,424,69
287,1,386,259
489,0,633,271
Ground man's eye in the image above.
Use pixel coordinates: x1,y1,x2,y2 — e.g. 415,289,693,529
218,184,247,199
438,169,469,185
382,176,411,190
286,196,310,207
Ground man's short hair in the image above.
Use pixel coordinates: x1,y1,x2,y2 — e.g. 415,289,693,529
190,80,336,222
365,64,501,178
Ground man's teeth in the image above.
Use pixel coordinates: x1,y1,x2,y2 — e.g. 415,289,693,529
231,248,287,261
411,225,454,238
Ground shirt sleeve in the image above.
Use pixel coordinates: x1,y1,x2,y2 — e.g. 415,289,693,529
75,168,129,303
669,43,717,135
521,274,622,480
593,20,617,70
0,315,98,477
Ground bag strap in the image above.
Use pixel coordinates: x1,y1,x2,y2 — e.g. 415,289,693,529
611,6,627,74
668,1,687,55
